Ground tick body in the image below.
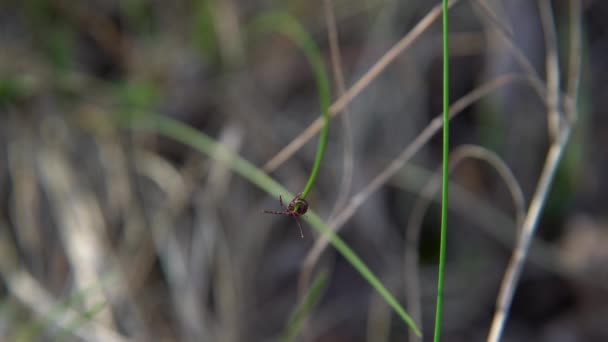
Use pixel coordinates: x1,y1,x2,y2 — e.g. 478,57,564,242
264,193,308,238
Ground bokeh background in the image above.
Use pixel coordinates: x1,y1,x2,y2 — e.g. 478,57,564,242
0,0,606,341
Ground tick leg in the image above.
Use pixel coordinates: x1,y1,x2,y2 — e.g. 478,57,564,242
264,210,285,215
279,195,285,209
294,217,304,238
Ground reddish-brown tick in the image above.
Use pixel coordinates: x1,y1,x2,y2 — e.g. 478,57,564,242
264,193,308,238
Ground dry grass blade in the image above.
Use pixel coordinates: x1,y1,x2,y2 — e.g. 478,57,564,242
366,293,391,342
487,134,571,342
6,270,127,342
37,145,116,330
135,151,210,339
539,0,562,140
487,1,582,340
263,0,460,173
298,73,529,295
471,0,545,98
471,0,513,36
0,220,127,341
264,0,564,175
565,0,582,121
403,145,525,342
392,163,591,283
7,118,42,275
323,0,354,221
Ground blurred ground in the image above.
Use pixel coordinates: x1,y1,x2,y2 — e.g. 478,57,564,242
0,0,607,341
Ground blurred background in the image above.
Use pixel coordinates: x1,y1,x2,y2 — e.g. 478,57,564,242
0,0,606,341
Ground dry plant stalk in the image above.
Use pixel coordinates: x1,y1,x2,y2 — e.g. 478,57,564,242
280,1,577,339
298,73,530,297
323,0,354,222
487,0,581,340
263,0,459,173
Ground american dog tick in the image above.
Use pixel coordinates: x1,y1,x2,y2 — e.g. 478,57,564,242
264,193,308,238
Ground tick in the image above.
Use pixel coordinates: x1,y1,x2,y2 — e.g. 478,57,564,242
264,193,309,238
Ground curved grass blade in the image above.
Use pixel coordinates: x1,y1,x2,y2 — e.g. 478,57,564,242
124,114,421,337
250,12,331,200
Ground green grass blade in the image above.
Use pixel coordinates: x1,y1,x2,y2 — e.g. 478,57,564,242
250,12,331,200
126,114,421,337
434,0,450,341
280,271,328,342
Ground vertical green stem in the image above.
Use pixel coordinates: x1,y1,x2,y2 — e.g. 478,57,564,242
434,1,450,341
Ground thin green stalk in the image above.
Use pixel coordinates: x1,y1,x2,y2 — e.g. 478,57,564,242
123,114,421,337
280,271,328,342
434,1,450,341
251,12,330,200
